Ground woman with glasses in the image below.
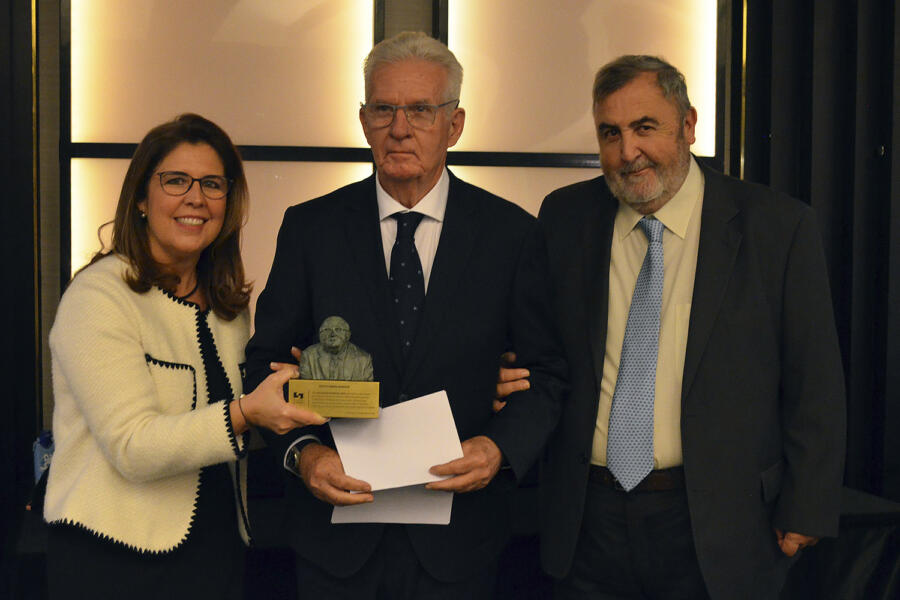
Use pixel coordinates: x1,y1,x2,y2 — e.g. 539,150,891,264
44,114,325,599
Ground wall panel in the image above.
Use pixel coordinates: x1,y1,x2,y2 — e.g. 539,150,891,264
67,0,722,314
71,0,372,146
449,0,718,155
70,159,373,323
450,165,601,216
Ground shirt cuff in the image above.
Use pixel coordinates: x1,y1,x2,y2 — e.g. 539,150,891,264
282,434,322,477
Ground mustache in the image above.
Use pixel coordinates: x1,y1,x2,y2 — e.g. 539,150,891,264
618,157,655,175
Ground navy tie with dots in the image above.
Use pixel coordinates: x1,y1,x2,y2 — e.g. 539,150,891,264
389,212,426,358
607,216,665,491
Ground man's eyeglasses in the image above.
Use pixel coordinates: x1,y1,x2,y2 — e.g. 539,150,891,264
155,171,231,200
360,99,459,129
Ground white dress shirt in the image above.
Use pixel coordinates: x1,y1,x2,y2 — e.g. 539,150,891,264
376,168,449,291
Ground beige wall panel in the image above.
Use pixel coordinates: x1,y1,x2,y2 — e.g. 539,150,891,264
70,158,130,274
71,0,372,146
450,165,602,216
70,159,373,322
241,161,373,321
450,0,717,155
71,160,596,324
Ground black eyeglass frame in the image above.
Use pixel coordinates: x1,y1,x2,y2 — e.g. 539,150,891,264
359,99,460,129
154,171,233,200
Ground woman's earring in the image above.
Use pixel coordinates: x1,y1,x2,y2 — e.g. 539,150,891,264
140,211,147,219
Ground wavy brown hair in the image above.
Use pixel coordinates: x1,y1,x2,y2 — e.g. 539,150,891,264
91,113,251,320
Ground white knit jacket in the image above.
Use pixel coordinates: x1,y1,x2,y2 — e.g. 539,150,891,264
44,255,251,552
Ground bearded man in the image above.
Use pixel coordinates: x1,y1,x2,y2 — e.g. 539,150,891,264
537,55,845,600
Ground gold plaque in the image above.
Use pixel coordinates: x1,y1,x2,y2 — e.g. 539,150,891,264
288,379,380,419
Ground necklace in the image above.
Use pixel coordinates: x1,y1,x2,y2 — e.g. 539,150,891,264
176,279,200,300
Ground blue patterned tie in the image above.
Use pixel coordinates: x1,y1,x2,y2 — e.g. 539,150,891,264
389,212,426,358
607,217,665,491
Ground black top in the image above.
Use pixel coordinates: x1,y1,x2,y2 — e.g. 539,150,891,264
194,307,241,549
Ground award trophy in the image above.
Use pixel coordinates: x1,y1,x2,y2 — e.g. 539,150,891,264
288,316,380,418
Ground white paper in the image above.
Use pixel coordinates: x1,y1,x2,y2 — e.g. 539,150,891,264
329,390,463,491
331,485,453,524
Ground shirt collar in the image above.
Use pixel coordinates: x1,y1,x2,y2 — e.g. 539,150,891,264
615,156,704,240
376,168,449,223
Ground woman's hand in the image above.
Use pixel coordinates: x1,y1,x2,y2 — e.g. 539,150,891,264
493,351,530,412
230,360,327,434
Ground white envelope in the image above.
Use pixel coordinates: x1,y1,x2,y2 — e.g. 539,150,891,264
331,485,453,525
329,390,463,491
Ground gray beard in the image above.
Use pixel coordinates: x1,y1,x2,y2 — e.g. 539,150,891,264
604,145,691,209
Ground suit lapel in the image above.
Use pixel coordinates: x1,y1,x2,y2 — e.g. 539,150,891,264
401,173,478,387
341,176,405,376
681,167,742,403
585,184,618,399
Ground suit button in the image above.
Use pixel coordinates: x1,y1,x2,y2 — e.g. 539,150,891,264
399,393,409,403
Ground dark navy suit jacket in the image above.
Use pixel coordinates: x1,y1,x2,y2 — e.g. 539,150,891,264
245,171,566,582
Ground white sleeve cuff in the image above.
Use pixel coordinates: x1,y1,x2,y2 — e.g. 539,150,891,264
282,434,322,477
